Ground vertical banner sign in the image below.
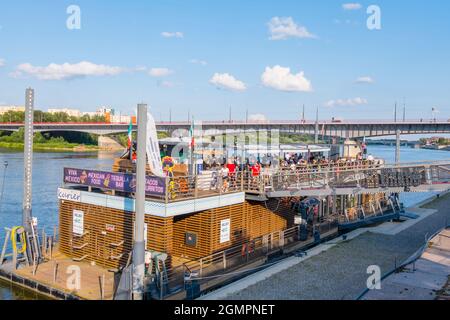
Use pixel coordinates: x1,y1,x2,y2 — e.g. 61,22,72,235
73,209,84,235
220,219,231,244
146,110,164,177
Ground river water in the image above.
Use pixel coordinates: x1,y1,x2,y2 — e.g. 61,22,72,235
0,145,448,299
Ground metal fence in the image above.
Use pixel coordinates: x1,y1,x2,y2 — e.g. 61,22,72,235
261,163,450,195
159,219,339,299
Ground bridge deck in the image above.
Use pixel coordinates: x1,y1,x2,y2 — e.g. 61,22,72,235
1,119,449,138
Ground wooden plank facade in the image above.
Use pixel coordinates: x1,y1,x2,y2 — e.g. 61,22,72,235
59,198,296,269
59,200,173,270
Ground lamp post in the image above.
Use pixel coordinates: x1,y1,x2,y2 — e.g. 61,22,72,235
132,103,147,300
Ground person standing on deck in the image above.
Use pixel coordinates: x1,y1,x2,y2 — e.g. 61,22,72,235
227,160,237,187
220,163,230,192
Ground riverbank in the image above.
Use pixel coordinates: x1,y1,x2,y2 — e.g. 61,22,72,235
200,192,450,300
0,142,103,152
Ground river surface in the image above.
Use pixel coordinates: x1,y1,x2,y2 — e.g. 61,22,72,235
0,145,448,300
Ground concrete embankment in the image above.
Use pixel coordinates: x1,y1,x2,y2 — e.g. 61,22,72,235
200,193,450,300
97,136,125,151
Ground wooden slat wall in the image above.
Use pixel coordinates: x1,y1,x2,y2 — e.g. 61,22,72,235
172,200,295,260
60,198,296,266
59,200,173,270
172,210,214,259
243,200,292,240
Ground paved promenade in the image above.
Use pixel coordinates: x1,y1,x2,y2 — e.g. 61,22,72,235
200,193,450,300
363,228,450,300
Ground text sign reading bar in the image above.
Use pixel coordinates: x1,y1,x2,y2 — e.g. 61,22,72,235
63,168,166,197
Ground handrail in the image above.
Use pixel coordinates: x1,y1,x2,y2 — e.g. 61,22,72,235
62,161,450,203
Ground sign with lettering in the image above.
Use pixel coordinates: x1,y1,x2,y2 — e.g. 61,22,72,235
63,168,166,197
220,219,231,244
73,210,84,235
58,188,81,202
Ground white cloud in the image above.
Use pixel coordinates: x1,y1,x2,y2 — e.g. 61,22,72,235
268,17,316,40
325,97,368,107
161,31,184,38
356,76,374,84
0,59,5,67
149,68,174,77
189,59,207,66
261,65,312,92
13,61,123,80
342,3,362,10
209,73,247,91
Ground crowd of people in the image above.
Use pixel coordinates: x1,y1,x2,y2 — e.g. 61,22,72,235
201,152,381,178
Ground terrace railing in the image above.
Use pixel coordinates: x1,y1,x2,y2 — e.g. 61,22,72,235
64,161,450,204
259,162,450,196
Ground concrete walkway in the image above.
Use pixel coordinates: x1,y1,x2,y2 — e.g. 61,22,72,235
362,228,450,300
200,193,450,300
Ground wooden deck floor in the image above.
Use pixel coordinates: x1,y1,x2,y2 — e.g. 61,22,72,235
15,249,116,300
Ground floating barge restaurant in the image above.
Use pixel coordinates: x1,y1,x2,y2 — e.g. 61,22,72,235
51,140,403,299
3,137,438,300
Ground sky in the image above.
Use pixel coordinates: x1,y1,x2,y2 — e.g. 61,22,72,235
0,0,449,122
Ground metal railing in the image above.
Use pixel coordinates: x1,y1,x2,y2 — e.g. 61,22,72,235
158,219,339,299
142,162,450,201
259,162,450,195
162,171,245,203
65,161,450,204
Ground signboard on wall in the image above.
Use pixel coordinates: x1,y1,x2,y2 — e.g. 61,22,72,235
220,219,231,244
58,188,81,202
63,168,166,197
185,232,197,247
73,209,84,235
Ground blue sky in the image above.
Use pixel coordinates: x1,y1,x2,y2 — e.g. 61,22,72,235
0,0,449,121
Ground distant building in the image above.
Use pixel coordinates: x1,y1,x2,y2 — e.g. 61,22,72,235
97,106,115,115
80,107,114,119
110,114,132,123
48,108,81,117
0,105,25,115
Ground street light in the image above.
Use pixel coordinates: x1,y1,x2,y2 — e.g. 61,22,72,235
431,107,438,122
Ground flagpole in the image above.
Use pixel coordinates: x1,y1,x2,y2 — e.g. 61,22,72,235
128,119,133,161
190,116,195,176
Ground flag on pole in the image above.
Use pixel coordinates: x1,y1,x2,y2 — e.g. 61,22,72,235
127,120,133,149
189,121,195,149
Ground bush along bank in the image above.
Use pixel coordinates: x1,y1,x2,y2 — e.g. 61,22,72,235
0,128,100,151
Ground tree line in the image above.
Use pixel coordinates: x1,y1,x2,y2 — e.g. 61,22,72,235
0,128,98,146
0,110,106,123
